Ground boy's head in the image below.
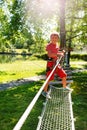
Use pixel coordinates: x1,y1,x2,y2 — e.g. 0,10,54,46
50,32,59,43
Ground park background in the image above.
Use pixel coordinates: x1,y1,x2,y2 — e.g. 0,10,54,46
0,0,87,130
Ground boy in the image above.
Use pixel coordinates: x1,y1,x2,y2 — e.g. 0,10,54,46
42,32,67,98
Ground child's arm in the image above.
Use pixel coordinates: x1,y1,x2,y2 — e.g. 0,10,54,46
57,52,64,56
57,50,65,57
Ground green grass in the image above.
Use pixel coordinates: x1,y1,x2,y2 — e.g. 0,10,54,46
70,60,87,69
70,60,87,130
0,81,44,130
0,59,46,83
72,71,87,130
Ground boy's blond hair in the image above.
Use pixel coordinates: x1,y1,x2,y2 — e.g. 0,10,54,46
50,32,59,39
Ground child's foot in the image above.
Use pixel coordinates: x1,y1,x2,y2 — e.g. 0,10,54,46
66,87,73,91
42,91,47,97
63,87,73,91
42,91,51,99
46,93,51,99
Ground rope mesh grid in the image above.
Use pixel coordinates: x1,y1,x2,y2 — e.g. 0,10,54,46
37,87,73,130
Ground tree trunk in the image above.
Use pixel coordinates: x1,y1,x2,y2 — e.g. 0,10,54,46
59,0,66,50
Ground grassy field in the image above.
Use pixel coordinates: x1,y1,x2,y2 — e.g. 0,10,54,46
0,58,87,130
71,71,87,130
0,58,46,83
0,81,44,130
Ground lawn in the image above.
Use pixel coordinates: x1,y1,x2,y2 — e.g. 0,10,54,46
72,71,87,130
70,60,87,130
0,58,87,130
0,58,46,83
0,81,44,130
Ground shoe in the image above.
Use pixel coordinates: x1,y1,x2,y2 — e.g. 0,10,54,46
42,91,47,97
46,93,51,99
63,87,73,91
63,87,66,90
42,91,51,99
66,87,73,91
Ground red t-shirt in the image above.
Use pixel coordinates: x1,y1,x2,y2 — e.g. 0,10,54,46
46,43,60,53
46,43,60,59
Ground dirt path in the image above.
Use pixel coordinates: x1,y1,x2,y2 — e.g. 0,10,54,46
0,75,46,91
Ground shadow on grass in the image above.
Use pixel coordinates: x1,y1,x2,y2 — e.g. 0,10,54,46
72,71,87,130
0,71,8,75
0,81,45,130
83,64,87,69
36,70,46,75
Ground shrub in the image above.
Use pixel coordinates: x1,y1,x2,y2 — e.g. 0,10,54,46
21,50,27,55
71,54,87,61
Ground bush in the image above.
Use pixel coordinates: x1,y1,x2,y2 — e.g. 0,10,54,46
33,53,48,60
38,53,87,61
71,54,87,61
21,50,27,55
0,46,6,52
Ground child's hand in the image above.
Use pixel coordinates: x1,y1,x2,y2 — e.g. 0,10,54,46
57,52,64,57
62,50,65,53
60,50,65,56
57,49,66,57
60,53,64,57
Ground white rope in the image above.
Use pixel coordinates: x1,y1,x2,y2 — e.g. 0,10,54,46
13,55,63,130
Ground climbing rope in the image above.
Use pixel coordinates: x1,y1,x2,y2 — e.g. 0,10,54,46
37,86,75,130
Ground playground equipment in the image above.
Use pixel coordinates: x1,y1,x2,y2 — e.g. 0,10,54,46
13,54,75,130
36,82,74,130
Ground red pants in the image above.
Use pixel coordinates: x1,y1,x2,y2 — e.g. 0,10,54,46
46,61,67,81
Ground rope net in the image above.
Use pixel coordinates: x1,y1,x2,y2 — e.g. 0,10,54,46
37,86,75,130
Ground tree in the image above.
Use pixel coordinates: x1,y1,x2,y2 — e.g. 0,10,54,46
0,0,86,55
64,0,87,65
59,0,66,49
8,0,25,46
66,0,87,48
0,1,10,51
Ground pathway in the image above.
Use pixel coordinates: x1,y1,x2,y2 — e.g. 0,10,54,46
0,75,46,91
